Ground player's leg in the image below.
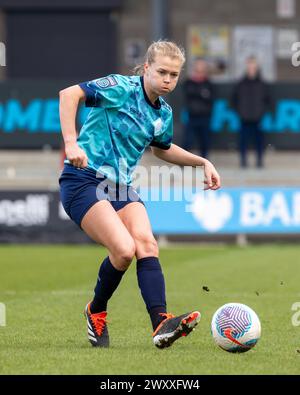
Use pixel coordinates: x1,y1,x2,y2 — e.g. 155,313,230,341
117,201,158,260
81,200,136,347
117,201,165,328
239,122,248,168
81,200,136,270
81,200,136,313
118,202,201,348
254,121,264,168
182,117,194,151
200,116,211,159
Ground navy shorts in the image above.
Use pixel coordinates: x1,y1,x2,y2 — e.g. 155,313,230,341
59,164,144,227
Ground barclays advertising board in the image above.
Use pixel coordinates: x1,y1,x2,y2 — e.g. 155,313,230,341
143,187,300,234
0,188,300,243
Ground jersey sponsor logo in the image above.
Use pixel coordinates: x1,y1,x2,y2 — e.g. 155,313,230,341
95,76,118,89
129,106,143,119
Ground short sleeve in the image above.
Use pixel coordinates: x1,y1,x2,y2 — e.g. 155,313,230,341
78,74,130,108
150,112,173,150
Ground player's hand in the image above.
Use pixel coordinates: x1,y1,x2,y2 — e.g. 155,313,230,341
65,142,88,168
203,160,221,190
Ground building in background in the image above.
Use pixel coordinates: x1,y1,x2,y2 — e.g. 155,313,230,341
0,0,299,82
0,0,122,82
118,0,300,81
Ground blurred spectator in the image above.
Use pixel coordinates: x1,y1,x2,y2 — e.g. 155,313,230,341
232,56,270,168
182,58,214,158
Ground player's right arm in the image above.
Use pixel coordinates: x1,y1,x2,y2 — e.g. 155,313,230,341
59,85,88,168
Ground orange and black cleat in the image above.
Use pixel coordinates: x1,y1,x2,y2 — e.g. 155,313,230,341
84,302,109,348
152,311,201,349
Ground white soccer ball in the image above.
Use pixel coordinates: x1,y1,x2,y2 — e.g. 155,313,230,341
211,303,261,353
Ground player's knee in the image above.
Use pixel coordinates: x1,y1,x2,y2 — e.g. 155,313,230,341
135,234,159,257
116,242,136,268
121,246,136,263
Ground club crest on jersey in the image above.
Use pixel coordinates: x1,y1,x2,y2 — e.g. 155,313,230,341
95,76,118,89
153,118,163,135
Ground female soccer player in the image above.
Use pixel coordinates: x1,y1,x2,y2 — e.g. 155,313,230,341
59,41,221,349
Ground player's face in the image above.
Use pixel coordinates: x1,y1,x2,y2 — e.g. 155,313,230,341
144,55,182,98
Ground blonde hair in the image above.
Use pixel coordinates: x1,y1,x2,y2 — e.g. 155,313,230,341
133,40,186,75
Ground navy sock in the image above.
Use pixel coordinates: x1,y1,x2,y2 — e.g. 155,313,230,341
90,256,126,314
136,256,167,330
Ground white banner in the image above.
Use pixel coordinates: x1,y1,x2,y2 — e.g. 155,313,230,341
232,26,275,81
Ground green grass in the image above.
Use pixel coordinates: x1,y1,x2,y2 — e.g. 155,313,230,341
0,244,300,375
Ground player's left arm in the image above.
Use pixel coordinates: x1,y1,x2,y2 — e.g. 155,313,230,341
151,143,221,190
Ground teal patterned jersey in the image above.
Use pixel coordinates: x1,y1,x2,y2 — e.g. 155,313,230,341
67,74,173,185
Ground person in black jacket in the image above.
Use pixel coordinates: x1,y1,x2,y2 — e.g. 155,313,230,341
232,56,270,168
182,58,214,158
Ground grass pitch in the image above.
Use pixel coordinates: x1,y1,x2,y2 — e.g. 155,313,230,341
0,244,299,375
